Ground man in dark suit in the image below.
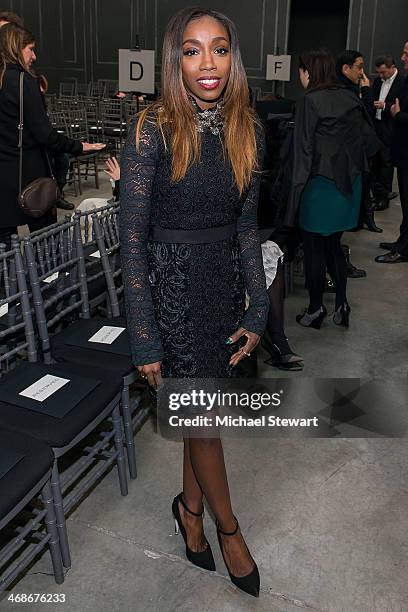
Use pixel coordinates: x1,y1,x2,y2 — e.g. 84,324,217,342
371,56,405,208
376,41,408,263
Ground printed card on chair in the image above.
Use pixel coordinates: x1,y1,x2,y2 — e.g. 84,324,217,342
19,374,70,402
88,326,126,344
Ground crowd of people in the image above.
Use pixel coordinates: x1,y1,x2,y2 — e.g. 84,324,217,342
1,5,407,600
0,8,406,356
283,44,408,330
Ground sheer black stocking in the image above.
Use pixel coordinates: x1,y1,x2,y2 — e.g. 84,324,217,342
323,232,348,310
182,434,255,577
302,230,348,312
266,259,291,354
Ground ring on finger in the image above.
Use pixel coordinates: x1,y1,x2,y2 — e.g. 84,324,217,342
242,350,251,357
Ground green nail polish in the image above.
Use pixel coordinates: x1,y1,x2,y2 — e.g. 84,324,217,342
225,337,233,344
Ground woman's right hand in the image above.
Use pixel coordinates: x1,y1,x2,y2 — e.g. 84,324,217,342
81,142,106,152
137,362,162,389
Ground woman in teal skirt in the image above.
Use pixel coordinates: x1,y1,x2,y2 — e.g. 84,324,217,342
286,50,377,328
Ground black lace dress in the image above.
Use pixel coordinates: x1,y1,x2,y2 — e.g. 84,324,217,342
119,111,269,378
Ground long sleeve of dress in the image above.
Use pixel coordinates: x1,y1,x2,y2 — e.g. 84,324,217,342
119,118,164,366
237,127,269,336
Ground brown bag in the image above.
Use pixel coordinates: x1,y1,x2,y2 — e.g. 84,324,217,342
18,72,60,219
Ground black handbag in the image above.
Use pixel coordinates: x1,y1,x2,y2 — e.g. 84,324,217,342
18,71,60,219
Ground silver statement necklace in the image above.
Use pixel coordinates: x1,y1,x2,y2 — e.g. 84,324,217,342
189,96,224,136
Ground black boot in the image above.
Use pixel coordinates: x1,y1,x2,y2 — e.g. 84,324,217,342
56,197,75,211
371,198,389,211
341,244,367,278
363,210,383,233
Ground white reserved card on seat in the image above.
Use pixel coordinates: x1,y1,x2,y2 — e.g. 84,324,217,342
19,375,70,402
88,326,125,344
42,271,69,284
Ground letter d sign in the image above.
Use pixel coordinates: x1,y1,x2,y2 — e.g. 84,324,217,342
130,61,144,81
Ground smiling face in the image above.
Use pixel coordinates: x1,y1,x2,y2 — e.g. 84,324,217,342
181,15,231,109
22,42,36,69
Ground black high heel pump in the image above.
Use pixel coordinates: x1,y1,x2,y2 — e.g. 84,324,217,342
261,335,303,371
296,305,327,329
333,303,350,328
172,493,216,571
216,516,260,597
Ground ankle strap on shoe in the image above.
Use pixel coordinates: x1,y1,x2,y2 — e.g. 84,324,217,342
179,493,204,517
217,516,239,536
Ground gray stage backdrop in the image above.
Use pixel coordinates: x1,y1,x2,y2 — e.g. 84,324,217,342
5,0,408,98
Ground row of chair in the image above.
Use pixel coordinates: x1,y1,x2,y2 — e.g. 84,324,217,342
46,96,145,196
0,204,147,591
59,80,119,99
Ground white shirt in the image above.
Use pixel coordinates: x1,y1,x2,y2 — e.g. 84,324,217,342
376,69,398,120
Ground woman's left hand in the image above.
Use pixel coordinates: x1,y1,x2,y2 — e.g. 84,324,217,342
226,327,261,367
104,157,120,181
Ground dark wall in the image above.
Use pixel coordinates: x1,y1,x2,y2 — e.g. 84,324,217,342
286,0,351,99
3,0,408,97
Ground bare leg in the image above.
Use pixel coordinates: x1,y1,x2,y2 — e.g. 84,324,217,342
185,435,255,577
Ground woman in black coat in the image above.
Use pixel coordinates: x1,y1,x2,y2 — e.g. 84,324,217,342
287,50,379,329
0,23,104,249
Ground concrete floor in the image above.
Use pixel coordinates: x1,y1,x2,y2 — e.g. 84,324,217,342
2,176,407,612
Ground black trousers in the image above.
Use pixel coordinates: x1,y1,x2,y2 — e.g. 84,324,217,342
396,167,408,256
358,173,373,228
0,208,57,251
53,152,70,191
371,120,394,200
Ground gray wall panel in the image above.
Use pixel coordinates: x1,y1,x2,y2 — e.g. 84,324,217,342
12,0,407,96
369,0,408,72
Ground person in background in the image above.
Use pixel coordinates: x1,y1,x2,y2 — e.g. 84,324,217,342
335,50,383,242
0,10,22,27
370,56,405,210
36,72,75,211
0,23,105,249
1,11,76,212
77,157,120,214
288,50,377,329
375,40,408,264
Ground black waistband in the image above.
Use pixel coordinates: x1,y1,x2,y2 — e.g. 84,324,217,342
148,223,237,244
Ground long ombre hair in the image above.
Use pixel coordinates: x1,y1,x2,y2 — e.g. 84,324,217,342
0,23,35,87
136,7,258,194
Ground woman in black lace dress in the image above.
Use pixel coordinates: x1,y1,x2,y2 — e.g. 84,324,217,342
120,8,268,597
